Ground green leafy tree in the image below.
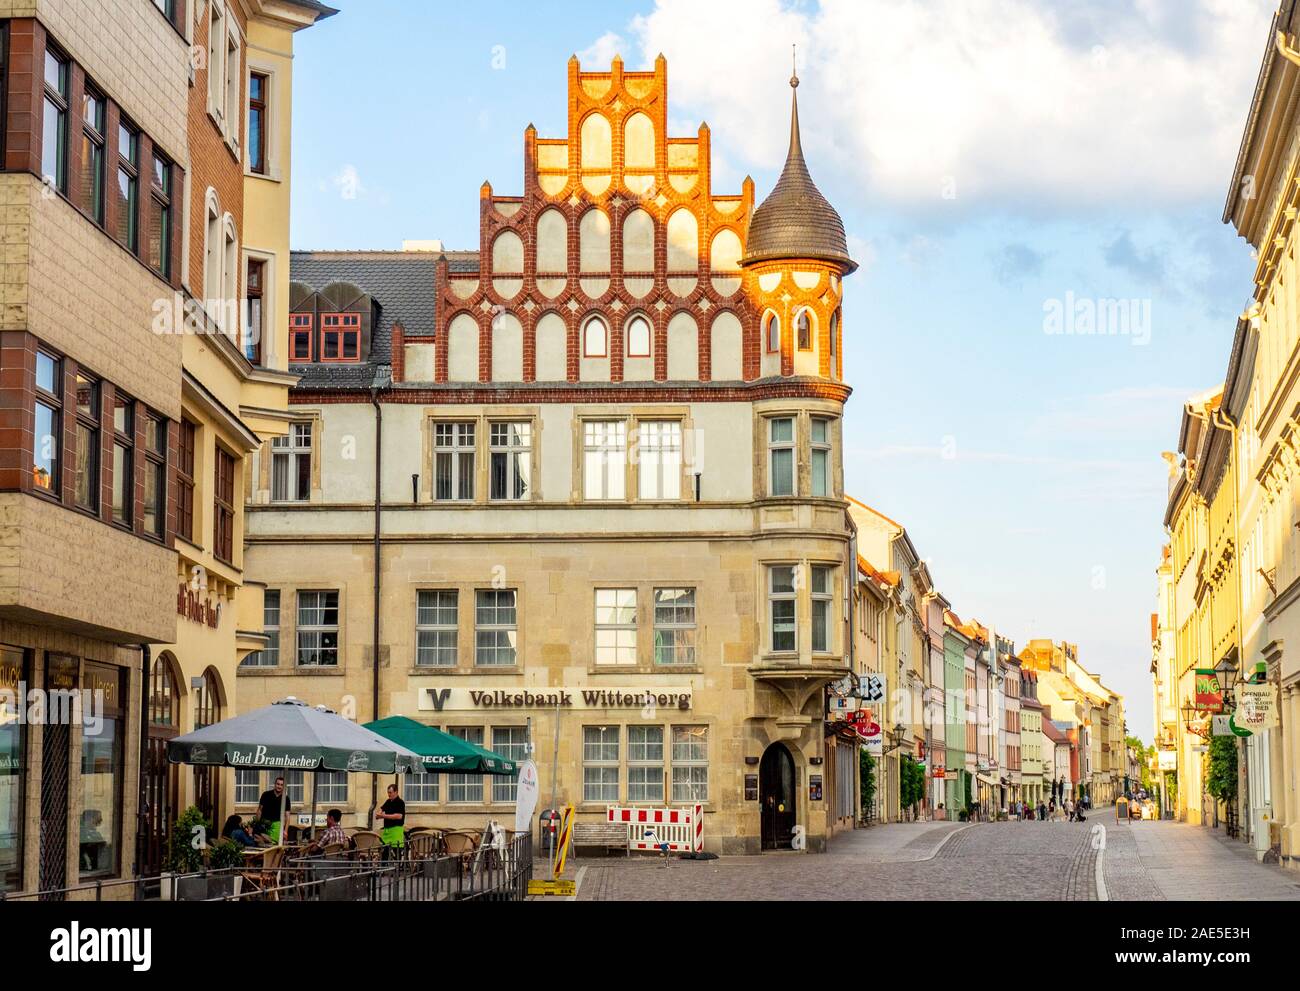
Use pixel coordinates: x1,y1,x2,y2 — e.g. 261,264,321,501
859,748,877,819
1206,736,1238,804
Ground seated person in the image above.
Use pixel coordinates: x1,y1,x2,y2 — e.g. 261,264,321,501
221,814,264,848
308,809,350,854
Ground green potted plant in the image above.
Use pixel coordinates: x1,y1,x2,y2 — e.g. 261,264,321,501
206,839,245,900
166,806,211,902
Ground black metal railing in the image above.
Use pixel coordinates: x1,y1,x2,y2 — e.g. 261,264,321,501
1,833,533,904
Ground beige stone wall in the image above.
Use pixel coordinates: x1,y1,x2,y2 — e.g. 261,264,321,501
1,0,190,161
0,493,177,644
0,173,183,419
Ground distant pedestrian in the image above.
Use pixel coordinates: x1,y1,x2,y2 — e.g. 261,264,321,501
1038,801,1047,822
1066,798,1075,821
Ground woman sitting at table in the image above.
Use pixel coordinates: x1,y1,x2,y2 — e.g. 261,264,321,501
221,814,266,848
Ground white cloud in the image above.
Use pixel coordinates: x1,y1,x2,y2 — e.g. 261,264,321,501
613,0,1272,209
580,31,628,68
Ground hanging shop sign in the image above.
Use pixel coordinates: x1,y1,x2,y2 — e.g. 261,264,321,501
1193,670,1223,712
931,764,946,779
859,673,886,704
1211,715,1234,737
858,714,883,756
827,695,860,718
1236,683,1279,732
1157,750,1177,771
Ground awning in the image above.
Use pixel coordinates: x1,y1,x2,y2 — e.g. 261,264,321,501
976,773,999,787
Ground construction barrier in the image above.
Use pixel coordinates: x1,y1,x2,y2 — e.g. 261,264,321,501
552,804,575,878
606,804,704,853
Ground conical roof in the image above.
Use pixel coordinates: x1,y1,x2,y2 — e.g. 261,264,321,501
743,72,855,272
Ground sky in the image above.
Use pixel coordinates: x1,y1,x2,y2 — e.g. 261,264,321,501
287,0,1278,743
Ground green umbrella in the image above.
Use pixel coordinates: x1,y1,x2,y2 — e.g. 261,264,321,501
363,715,518,775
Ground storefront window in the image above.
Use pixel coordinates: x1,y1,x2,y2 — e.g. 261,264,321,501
79,663,125,880
0,647,26,893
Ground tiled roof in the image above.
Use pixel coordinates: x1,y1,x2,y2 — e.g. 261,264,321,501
289,250,438,390
743,76,855,272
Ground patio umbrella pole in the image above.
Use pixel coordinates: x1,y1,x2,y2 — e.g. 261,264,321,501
310,768,320,843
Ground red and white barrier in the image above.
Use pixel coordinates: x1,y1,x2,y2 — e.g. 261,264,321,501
606,804,704,853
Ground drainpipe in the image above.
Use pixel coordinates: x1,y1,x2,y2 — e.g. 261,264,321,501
366,385,384,829
134,643,151,878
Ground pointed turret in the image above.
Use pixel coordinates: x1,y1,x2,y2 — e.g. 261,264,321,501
742,65,855,273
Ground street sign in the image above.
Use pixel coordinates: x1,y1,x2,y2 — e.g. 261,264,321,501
1237,683,1279,731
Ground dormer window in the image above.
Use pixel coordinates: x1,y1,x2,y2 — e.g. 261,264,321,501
321,313,360,361
289,314,313,361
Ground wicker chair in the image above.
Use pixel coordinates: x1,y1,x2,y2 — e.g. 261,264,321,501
350,830,384,864
240,845,286,900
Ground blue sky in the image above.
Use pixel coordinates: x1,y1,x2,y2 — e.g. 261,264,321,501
288,0,1276,741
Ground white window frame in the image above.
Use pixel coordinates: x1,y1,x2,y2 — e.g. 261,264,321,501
583,315,608,358
637,420,682,501
582,726,620,803
447,726,484,803
626,315,652,358
245,60,280,180
474,589,517,667
769,565,797,653
671,725,709,802
811,417,832,497
271,421,312,503
584,419,627,500
432,421,475,501
811,565,833,654
315,771,348,804
768,417,795,497
653,587,696,666
595,588,637,666
296,590,339,667
416,589,458,667
234,768,259,805
491,726,529,803
627,725,664,803
489,421,531,501
241,589,280,667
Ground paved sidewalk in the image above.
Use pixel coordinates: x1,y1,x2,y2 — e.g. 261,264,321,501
1124,818,1300,900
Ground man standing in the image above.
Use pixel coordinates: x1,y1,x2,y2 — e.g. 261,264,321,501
257,776,290,845
375,783,406,849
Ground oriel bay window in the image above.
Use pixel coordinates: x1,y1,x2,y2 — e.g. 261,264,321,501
637,420,681,500
73,373,99,511
33,351,60,494
416,589,458,667
111,394,134,527
811,565,833,653
811,417,832,497
595,588,637,665
143,413,167,538
433,422,474,501
769,565,797,653
115,121,139,253
489,421,530,500
768,417,795,496
474,589,517,666
148,153,173,278
583,420,626,500
42,48,69,191
79,85,106,223
297,590,339,667
271,422,312,502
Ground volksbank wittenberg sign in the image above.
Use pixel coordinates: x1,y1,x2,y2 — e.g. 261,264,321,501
417,686,695,712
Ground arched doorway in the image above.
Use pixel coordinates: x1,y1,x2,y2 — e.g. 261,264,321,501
192,668,223,829
141,653,182,876
759,743,796,850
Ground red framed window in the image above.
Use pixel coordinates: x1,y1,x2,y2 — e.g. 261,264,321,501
321,313,360,362
290,313,313,362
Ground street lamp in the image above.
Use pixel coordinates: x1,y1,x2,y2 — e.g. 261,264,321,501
1214,656,1238,707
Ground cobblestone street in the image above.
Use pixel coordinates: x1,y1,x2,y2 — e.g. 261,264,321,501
561,811,1300,901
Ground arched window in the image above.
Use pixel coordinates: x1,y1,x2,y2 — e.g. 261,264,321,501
583,316,608,358
626,316,652,358
796,309,813,351
764,312,781,354
830,310,839,361
149,655,179,729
